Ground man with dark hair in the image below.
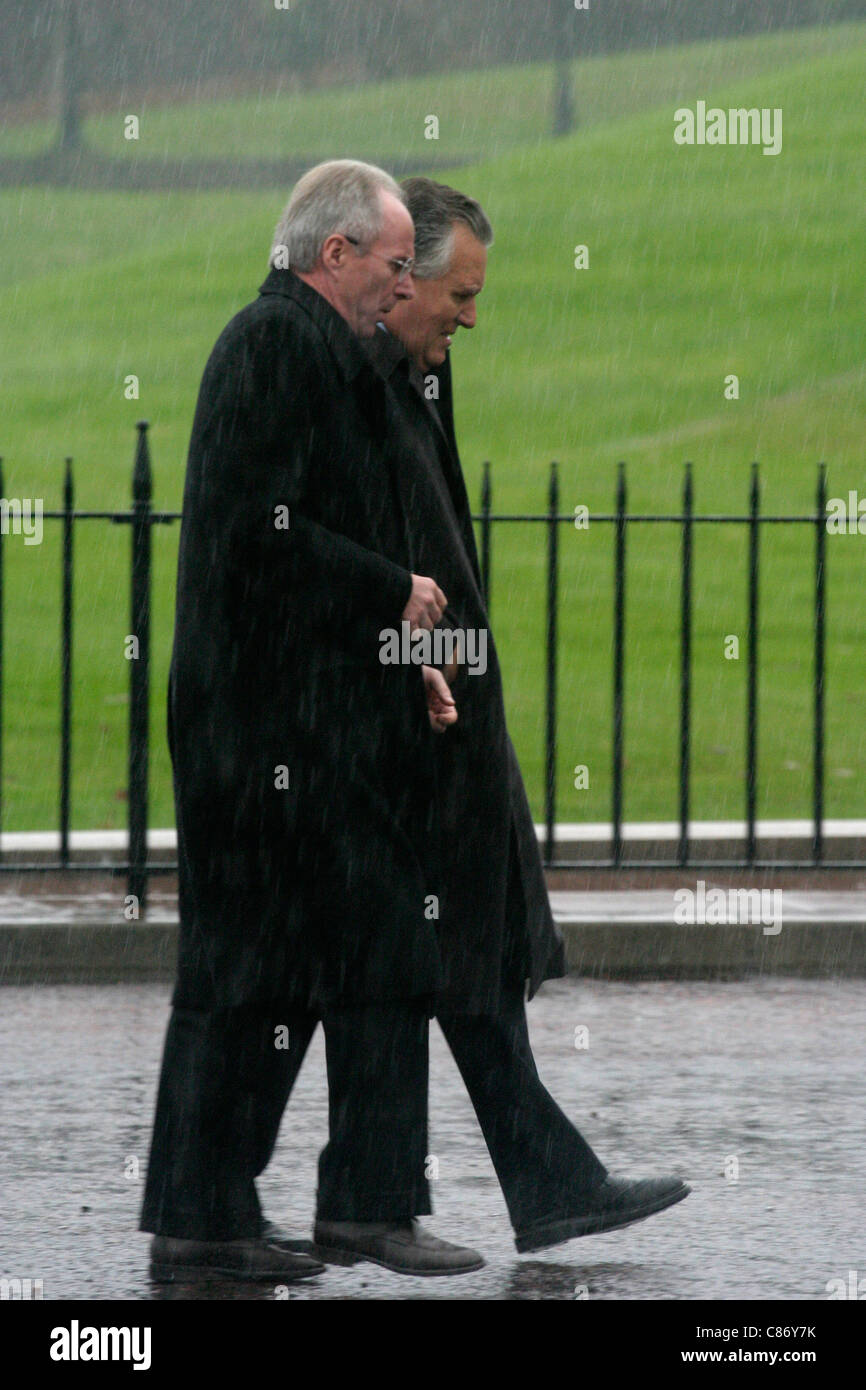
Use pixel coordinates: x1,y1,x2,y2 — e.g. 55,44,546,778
364,176,690,1254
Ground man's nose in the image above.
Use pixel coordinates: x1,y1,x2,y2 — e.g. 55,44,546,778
457,299,477,329
395,276,415,300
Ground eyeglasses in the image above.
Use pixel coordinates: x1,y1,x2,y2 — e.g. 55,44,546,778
343,234,415,281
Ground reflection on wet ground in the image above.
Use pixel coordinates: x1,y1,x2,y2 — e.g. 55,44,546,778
2,976,863,1300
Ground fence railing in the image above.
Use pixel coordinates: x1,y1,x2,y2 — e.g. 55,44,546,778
0,421,178,908
1,423,863,910
476,457,859,872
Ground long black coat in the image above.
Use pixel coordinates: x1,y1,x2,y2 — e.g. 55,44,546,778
366,328,567,1011
169,268,444,1011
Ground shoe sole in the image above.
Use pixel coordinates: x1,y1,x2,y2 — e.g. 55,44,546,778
312,1243,485,1277
514,1182,692,1253
150,1262,323,1284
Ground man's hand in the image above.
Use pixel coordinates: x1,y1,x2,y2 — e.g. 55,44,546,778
422,665,457,733
403,574,447,631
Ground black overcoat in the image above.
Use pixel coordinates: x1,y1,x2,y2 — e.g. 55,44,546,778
168,268,444,1011
366,328,567,1012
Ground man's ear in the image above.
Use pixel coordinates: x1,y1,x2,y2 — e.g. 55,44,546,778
321,234,350,273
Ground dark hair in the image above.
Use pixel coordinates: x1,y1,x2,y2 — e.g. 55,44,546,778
400,177,493,278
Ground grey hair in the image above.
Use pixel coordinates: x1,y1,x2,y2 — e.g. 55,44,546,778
269,159,406,272
400,177,493,279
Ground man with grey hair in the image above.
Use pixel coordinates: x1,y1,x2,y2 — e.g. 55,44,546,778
365,176,690,1256
140,160,483,1282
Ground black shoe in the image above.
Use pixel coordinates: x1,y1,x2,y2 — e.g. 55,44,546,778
150,1234,325,1283
260,1220,316,1255
313,1218,485,1277
514,1175,691,1253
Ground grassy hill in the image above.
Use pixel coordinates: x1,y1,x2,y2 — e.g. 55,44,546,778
0,22,859,166
1,25,865,833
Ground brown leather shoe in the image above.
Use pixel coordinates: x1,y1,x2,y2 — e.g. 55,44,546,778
313,1218,484,1276
260,1220,316,1255
150,1233,325,1283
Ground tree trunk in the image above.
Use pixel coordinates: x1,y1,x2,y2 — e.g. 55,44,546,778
56,0,83,154
553,61,575,136
552,9,576,137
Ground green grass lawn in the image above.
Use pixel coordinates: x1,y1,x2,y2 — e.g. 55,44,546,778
1,27,865,832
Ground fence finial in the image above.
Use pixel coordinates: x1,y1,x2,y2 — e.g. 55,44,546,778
133,421,152,503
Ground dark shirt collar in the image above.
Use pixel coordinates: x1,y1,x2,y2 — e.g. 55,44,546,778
257,266,373,383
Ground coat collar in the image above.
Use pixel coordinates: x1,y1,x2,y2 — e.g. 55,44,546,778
366,324,452,448
257,267,374,384
365,320,414,382
366,324,481,570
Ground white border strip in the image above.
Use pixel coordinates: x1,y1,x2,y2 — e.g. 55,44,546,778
536,819,866,842
2,821,866,853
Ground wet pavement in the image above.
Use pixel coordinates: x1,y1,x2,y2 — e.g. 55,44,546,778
2,976,864,1300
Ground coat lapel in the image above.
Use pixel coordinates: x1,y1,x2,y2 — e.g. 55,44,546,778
367,329,483,582
406,363,482,589
415,357,484,587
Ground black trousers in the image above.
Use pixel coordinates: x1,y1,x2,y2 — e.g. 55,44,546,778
140,997,431,1240
427,825,607,1231
438,986,608,1231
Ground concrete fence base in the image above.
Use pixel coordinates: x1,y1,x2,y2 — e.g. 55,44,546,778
2,825,865,984
2,908,865,986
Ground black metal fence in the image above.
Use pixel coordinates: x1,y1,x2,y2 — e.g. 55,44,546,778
1,423,863,910
477,456,862,872
0,421,174,908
